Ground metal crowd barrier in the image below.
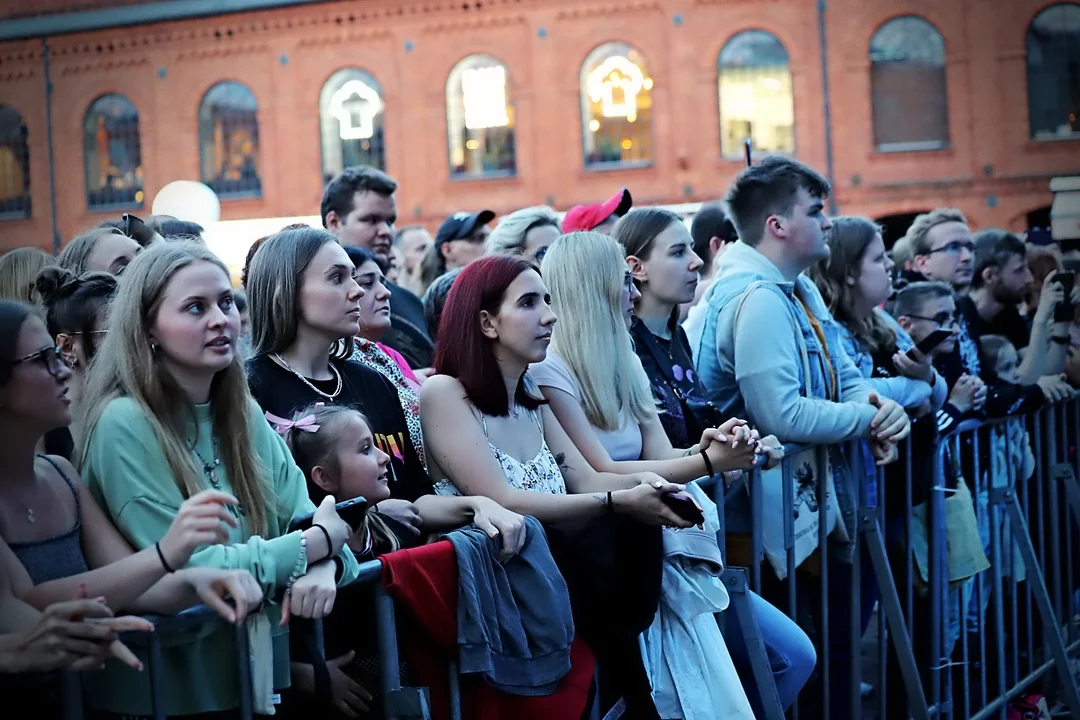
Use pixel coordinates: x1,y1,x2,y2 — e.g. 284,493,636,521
59,400,1080,719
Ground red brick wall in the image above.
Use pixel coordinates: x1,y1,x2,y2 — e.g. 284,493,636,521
0,0,1076,253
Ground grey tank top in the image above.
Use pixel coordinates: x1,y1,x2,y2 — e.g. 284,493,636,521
8,455,90,585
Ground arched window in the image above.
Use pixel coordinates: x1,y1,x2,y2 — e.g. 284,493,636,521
83,94,143,210
0,106,30,219
718,31,794,158
199,81,261,198
1027,3,1080,140
580,42,653,168
320,68,386,183
445,55,516,177
870,16,949,151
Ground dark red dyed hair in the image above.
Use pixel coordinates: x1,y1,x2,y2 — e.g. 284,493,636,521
433,256,547,417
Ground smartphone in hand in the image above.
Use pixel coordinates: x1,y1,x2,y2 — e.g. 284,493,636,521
289,497,369,534
661,491,705,526
1055,271,1075,324
911,329,954,357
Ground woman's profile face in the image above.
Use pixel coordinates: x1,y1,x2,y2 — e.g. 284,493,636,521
487,269,557,364
297,242,365,342
854,233,894,309
85,232,142,276
635,222,703,307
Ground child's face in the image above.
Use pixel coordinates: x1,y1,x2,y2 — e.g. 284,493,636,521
331,414,392,504
995,345,1021,384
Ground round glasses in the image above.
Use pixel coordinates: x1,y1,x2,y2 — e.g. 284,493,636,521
7,346,66,378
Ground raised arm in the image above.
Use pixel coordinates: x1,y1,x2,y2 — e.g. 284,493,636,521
420,374,691,527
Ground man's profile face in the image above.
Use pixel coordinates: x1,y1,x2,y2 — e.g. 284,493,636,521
780,187,832,269
915,222,974,290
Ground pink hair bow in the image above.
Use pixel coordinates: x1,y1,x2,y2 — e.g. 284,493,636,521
265,411,321,436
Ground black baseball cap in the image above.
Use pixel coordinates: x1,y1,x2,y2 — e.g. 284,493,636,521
435,210,496,247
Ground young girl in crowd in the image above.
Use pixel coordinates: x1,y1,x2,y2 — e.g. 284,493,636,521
56,227,142,277
342,246,425,466
420,255,706,718
279,403,457,717
75,242,360,718
611,211,815,715
245,227,526,556
34,267,118,458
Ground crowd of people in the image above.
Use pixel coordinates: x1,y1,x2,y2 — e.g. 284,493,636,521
0,155,1077,720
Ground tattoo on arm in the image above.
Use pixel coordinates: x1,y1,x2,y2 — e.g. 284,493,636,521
681,447,694,457
554,452,570,475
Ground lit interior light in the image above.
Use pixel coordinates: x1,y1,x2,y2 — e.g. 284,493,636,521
589,119,600,132
643,78,654,90
587,55,645,120
135,190,144,203
462,65,510,129
466,139,480,150
330,79,382,140
762,77,782,91
620,139,633,150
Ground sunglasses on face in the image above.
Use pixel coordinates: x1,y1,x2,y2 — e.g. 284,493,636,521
906,313,958,328
8,346,66,378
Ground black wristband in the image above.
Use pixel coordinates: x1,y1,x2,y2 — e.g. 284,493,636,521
155,542,176,573
332,555,345,583
605,491,614,514
1052,335,1070,345
700,448,716,478
312,523,334,557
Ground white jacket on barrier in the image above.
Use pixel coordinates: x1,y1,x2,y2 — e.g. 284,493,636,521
639,483,755,720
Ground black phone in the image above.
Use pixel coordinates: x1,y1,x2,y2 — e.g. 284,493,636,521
289,497,369,534
661,491,705,526
911,329,953,357
1054,271,1075,324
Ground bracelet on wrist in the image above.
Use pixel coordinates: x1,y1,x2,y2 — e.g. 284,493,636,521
605,490,615,514
700,448,716,478
155,542,176,573
312,523,334,558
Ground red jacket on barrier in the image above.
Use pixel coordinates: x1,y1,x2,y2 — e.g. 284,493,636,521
380,540,595,720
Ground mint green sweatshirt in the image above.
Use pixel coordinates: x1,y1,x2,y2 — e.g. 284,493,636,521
81,396,360,716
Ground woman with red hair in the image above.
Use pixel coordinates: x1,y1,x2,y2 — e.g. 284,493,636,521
420,255,697,719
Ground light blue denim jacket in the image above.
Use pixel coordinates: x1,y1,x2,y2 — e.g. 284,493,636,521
695,241,878,545
836,309,948,412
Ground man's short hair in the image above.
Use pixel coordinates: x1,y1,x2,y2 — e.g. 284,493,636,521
690,202,738,263
724,156,830,247
890,280,955,318
320,166,398,227
902,208,968,257
970,228,1026,289
890,235,913,267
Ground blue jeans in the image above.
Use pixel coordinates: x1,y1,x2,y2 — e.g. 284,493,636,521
727,590,817,715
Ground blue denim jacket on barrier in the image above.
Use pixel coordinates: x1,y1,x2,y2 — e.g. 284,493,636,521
695,241,878,545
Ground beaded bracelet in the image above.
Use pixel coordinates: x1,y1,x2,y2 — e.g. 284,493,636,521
286,535,308,588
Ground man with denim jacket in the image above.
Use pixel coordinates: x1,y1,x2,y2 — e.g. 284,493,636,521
694,156,910,719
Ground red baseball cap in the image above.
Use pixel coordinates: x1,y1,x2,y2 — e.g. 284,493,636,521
562,188,633,233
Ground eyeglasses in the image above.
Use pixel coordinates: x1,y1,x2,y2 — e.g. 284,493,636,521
8,346,66,378
923,240,974,257
906,313,958,328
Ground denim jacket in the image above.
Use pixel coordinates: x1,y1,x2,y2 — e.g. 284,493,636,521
695,241,878,546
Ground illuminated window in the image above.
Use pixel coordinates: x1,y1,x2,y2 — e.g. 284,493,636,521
718,31,794,158
320,68,386,182
83,94,143,210
581,42,653,168
446,54,516,177
0,106,30,219
870,16,949,151
1027,3,1080,140
199,81,261,198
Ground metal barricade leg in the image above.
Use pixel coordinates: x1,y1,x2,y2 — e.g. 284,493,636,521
722,567,786,720
997,487,1080,716
446,660,462,720
148,629,166,720
61,672,84,720
234,621,252,720
375,583,432,720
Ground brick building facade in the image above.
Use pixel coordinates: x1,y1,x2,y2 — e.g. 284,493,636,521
0,0,1077,253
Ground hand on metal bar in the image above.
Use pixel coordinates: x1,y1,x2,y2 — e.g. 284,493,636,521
182,568,263,625
868,393,911,443
1037,374,1074,404
325,650,374,718
280,560,337,627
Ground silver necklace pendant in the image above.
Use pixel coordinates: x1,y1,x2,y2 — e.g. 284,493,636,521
26,507,34,523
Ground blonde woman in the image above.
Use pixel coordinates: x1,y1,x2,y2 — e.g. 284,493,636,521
76,242,360,717
531,231,775,480
56,227,141,276
0,247,50,303
484,205,561,267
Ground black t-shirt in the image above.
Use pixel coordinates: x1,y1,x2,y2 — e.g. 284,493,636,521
630,317,703,448
383,281,433,369
247,354,433,503
956,295,1030,351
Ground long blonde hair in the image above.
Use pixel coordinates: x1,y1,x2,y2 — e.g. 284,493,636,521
0,247,51,303
77,242,273,536
540,232,654,431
